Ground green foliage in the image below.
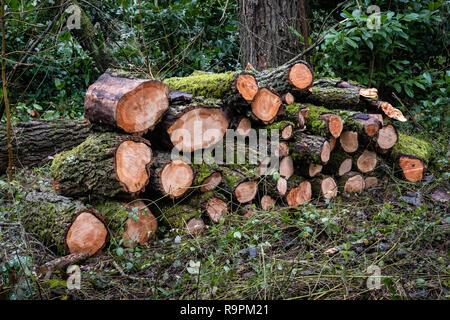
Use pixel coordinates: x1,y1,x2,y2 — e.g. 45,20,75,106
313,0,449,134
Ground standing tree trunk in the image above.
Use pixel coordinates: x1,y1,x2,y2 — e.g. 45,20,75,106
238,0,303,70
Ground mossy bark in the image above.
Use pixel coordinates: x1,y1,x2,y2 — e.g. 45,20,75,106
20,190,107,256
163,70,252,108
290,131,329,164
0,120,90,173
305,85,360,108
50,132,151,199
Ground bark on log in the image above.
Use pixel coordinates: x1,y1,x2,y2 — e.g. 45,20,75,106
391,133,433,182
20,190,109,256
0,120,89,173
51,132,152,199
163,70,258,107
93,200,157,248
84,71,169,134
290,131,331,164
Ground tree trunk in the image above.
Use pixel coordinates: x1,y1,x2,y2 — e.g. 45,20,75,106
69,0,118,73
238,0,304,70
84,71,169,134
51,132,152,199
0,120,90,173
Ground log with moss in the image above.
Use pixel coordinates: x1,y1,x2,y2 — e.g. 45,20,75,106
163,70,259,107
93,200,157,248
253,61,314,96
286,103,344,138
51,132,152,199
391,133,433,182
314,77,378,100
20,190,109,256
84,71,169,134
0,120,90,173
290,131,331,164
263,120,295,140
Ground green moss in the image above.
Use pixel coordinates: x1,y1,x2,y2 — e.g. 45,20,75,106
194,162,214,185
160,203,202,229
93,201,129,233
265,120,295,131
285,103,302,118
392,133,433,162
164,71,238,98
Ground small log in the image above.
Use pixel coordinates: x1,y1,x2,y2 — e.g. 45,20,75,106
251,87,283,124
322,149,353,177
333,110,383,137
234,180,259,204
391,133,433,182
51,132,152,199
290,131,331,164
235,117,252,136
84,71,169,134
311,175,338,200
364,176,379,189
377,124,398,151
264,120,295,140
356,150,378,173
0,120,90,173
280,156,294,179
282,92,295,105
313,77,378,100
305,86,360,108
205,196,228,223
285,176,312,206
298,162,323,178
339,172,365,194
186,218,206,236
260,195,276,210
148,151,194,199
200,172,223,192
20,190,109,256
293,104,343,138
339,131,359,153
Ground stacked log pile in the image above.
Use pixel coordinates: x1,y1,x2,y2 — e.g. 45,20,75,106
0,64,433,258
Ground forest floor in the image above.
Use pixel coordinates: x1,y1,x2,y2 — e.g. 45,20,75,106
0,155,449,300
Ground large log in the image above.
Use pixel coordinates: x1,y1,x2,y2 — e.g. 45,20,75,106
20,190,109,256
391,133,433,182
51,132,152,199
0,120,90,173
149,97,232,152
84,71,169,134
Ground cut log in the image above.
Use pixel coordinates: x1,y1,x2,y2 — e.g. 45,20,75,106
290,104,343,138
84,71,169,134
205,196,228,223
322,150,353,177
282,92,295,105
0,120,90,173
333,110,382,137
200,172,223,192
377,124,398,151
260,195,276,210
279,156,294,179
339,131,359,153
148,151,194,199
356,150,378,173
51,132,152,199
391,133,432,182
186,218,206,236
254,61,314,96
285,176,312,206
290,131,331,164
329,137,337,151
311,175,338,200
305,86,360,108
235,117,252,136
251,87,283,124
163,70,258,106
234,180,259,203
298,162,323,178
339,172,365,194
20,190,109,256
313,77,378,100
364,176,378,189
265,120,295,140
93,200,157,248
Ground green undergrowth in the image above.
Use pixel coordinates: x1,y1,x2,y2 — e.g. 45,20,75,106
0,158,449,300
